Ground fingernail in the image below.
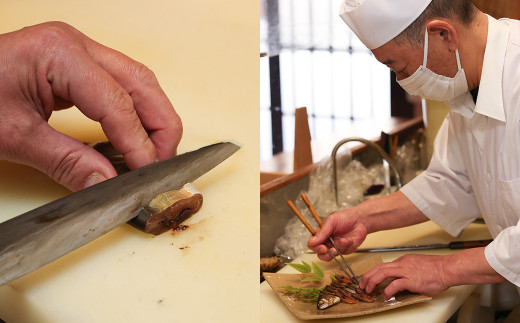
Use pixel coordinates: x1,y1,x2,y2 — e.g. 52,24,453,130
83,172,107,189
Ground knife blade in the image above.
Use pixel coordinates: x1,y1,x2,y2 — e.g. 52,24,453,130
0,142,239,286
356,239,493,253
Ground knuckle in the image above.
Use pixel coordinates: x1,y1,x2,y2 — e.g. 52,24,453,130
131,62,159,87
49,149,83,188
170,113,183,135
389,279,402,290
378,267,394,278
34,22,75,48
398,254,413,262
20,22,84,64
159,112,183,146
109,88,135,114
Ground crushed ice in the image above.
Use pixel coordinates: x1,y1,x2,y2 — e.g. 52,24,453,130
274,137,423,260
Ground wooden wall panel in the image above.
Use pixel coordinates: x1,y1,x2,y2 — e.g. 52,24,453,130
473,0,520,20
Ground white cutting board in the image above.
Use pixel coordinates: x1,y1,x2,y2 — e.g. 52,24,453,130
0,1,259,322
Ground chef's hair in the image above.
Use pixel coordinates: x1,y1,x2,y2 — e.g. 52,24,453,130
394,0,477,48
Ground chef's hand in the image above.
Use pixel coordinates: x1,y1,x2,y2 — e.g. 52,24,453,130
308,192,430,261
360,248,507,300
359,254,449,300
0,22,182,191
307,209,368,261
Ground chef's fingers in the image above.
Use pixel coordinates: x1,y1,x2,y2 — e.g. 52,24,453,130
85,39,182,160
313,245,336,261
12,120,117,191
310,232,365,260
308,218,337,247
315,250,333,261
45,39,158,170
382,278,411,300
312,236,335,261
308,228,334,259
359,263,403,293
334,237,358,255
312,237,352,261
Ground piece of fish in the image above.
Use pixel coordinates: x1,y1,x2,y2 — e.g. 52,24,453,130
317,275,375,310
317,293,342,310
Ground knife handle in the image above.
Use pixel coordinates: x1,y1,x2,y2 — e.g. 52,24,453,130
448,239,493,249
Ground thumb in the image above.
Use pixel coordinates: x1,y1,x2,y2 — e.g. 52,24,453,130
21,123,118,191
308,223,334,247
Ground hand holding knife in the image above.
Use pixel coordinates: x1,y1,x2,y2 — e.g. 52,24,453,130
0,142,239,286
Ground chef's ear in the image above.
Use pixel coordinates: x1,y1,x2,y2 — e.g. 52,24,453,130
426,20,459,52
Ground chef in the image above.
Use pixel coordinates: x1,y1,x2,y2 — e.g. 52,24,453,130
308,0,520,300
0,22,182,192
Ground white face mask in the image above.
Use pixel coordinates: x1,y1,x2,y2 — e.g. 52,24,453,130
397,29,469,102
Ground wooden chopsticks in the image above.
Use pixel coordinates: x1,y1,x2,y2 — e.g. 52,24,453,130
287,193,359,284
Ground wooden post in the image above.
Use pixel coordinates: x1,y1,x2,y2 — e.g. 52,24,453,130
293,107,313,171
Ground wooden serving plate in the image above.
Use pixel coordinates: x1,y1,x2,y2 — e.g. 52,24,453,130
263,255,432,320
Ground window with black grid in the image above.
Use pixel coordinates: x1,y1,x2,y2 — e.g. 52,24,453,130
260,0,392,162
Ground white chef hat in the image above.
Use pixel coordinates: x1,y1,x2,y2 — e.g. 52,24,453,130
339,0,433,49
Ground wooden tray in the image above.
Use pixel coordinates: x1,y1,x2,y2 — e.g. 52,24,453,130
263,255,432,320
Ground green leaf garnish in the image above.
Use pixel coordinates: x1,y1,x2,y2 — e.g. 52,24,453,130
279,286,323,302
287,262,312,273
312,262,324,279
287,260,327,282
301,260,312,272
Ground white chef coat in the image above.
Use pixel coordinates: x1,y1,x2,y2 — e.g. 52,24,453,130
401,15,520,288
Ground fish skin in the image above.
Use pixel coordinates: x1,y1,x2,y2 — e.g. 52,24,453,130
317,276,375,309
337,289,358,304
317,295,342,310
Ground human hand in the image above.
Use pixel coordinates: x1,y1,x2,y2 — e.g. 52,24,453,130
359,254,449,300
307,209,368,261
0,21,182,191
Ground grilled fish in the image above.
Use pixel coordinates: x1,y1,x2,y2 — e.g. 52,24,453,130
317,275,375,310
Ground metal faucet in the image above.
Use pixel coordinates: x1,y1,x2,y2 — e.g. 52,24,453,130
331,137,403,206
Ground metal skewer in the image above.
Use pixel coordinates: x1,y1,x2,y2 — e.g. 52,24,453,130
286,197,359,284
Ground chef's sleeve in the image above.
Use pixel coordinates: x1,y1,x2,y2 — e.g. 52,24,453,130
485,220,520,287
400,113,481,236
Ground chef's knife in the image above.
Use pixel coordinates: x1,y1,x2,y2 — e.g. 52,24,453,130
356,239,493,253
0,142,239,286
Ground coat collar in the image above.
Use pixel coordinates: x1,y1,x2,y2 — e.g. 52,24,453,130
473,15,510,122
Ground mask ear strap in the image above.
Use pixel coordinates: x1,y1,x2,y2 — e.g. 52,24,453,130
423,28,429,66
424,28,462,70
455,49,462,70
